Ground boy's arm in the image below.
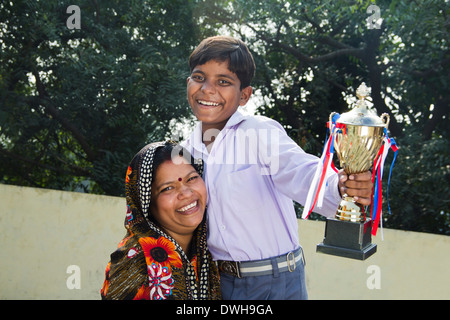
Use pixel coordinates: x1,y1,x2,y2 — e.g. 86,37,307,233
251,116,373,217
245,116,338,216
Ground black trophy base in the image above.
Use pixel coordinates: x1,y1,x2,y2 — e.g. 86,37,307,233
316,218,377,260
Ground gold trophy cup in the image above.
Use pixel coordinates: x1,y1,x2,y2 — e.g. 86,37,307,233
316,83,389,260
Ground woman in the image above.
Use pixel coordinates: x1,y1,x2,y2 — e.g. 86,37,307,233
101,141,221,300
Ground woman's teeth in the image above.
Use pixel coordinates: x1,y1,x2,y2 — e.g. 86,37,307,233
177,200,197,212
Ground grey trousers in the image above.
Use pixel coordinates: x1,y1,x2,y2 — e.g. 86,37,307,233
219,257,308,300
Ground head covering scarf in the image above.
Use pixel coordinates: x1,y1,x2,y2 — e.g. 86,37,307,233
101,141,221,300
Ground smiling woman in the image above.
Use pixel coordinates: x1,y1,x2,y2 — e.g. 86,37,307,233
100,141,221,300
149,147,208,254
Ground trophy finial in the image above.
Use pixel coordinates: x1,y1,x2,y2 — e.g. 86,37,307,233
356,82,370,100
338,81,388,127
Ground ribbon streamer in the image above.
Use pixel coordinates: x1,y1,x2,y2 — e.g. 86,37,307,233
371,129,398,236
304,118,398,240
302,114,340,219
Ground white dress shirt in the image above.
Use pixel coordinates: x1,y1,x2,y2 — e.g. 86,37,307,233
182,110,341,262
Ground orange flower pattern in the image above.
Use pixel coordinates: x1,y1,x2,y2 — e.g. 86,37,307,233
125,166,132,183
100,262,111,297
139,236,182,272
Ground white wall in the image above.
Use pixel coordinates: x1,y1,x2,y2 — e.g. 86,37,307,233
298,219,450,299
1,184,449,299
0,184,124,299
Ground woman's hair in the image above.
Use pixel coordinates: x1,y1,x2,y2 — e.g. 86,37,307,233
151,141,201,181
188,35,256,89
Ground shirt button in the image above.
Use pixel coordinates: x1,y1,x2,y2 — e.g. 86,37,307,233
220,225,226,231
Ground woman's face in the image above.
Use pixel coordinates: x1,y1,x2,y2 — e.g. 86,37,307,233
150,158,207,237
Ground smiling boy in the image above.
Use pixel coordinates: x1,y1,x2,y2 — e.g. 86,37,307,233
187,59,252,140
182,36,373,300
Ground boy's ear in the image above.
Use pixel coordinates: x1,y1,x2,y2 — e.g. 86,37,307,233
239,86,253,106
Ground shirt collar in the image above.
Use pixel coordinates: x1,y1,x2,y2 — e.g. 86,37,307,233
224,109,247,128
188,121,206,156
188,109,248,154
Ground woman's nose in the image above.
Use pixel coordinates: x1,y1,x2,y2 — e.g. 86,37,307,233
178,184,193,199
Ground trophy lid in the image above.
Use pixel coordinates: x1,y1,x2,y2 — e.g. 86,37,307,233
338,83,387,127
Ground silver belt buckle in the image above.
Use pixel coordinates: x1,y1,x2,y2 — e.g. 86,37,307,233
287,251,296,272
221,261,242,278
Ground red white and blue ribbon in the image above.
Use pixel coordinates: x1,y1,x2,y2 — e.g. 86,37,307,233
370,129,398,237
302,113,340,219
303,118,398,240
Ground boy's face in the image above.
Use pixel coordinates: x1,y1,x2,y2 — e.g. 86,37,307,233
187,59,252,134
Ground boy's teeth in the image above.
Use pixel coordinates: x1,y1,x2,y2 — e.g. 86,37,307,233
198,100,219,106
178,201,197,212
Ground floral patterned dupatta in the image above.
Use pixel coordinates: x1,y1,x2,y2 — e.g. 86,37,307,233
101,141,221,300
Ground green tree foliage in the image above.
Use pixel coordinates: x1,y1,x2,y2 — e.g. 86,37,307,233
0,0,199,195
196,0,449,234
1,0,448,234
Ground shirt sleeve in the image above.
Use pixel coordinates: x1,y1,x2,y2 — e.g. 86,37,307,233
246,116,341,218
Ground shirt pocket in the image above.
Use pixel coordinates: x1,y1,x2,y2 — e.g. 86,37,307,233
225,165,267,213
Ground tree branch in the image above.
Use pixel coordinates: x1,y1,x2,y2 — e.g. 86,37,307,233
423,96,449,140
0,145,91,177
91,0,101,23
388,56,450,79
363,28,402,137
256,32,364,64
32,70,98,161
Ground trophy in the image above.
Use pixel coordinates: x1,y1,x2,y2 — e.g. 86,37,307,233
316,83,390,260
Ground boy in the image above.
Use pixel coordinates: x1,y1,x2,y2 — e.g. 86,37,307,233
182,36,373,299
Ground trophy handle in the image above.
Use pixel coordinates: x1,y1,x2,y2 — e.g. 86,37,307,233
329,112,338,125
329,112,341,165
381,113,390,128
